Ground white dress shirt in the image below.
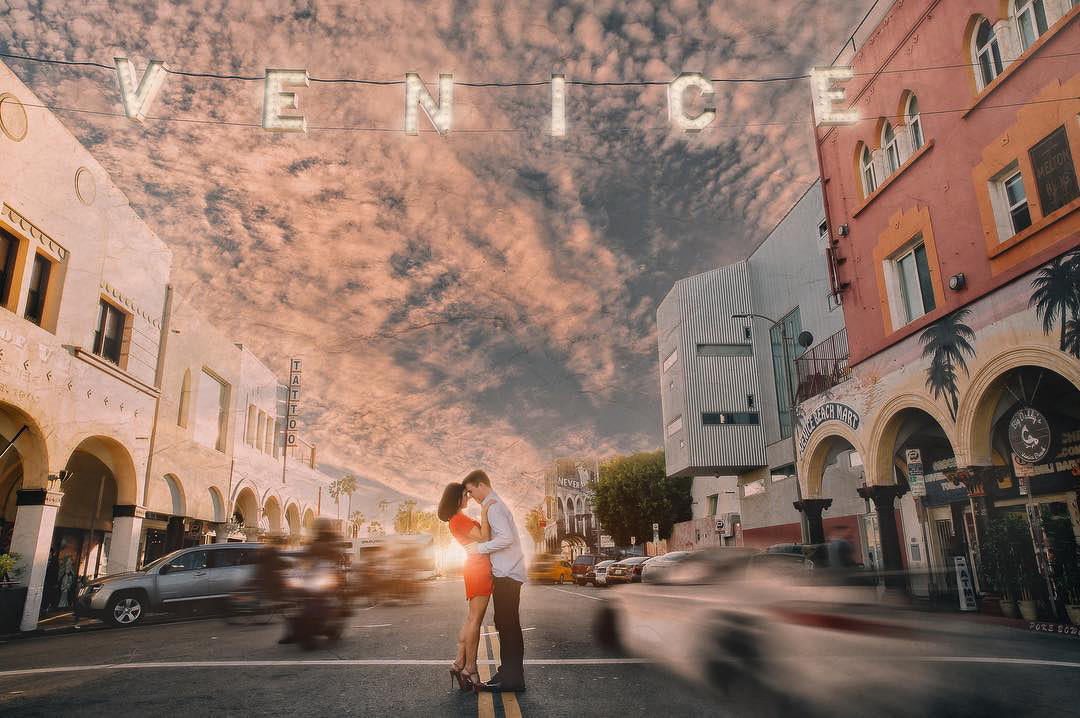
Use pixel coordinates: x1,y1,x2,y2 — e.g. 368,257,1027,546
475,492,527,583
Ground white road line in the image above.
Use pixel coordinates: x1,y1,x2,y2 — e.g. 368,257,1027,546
352,624,393,628
920,657,1080,669
480,627,535,636
0,658,654,678
547,587,603,601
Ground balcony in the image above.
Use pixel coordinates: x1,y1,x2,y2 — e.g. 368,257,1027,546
795,328,850,403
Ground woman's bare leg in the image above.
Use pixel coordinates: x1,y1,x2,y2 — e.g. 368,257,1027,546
463,595,490,676
454,619,467,670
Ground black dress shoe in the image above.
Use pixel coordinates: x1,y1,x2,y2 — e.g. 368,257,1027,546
479,679,526,693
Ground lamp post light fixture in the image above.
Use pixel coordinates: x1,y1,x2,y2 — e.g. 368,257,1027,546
732,312,813,544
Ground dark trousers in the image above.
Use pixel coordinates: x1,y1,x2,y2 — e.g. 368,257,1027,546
492,576,524,683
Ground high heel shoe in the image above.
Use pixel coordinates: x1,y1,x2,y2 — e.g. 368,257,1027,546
449,665,469,691
466,670,482,695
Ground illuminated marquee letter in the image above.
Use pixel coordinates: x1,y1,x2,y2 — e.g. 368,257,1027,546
114,57,168,124
810,67,858,126
262,69,309,132
667,73,716,134
551,74,566,137
405,72,453,135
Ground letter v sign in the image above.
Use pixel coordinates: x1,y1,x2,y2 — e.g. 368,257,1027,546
114,57,168,123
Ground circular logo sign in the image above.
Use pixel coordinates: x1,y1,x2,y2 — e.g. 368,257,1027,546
1009,407,1051,465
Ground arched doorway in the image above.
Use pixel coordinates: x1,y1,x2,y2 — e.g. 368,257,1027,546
302,507,315,535
263,495,283,536
963,365,1080,613
285,502,301,541
142,473,189,564
799,430,865,549
560,533,587,560
233,487,260,541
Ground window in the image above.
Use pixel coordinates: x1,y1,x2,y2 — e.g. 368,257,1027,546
894,240,937,324
24,254,51,326
1002,169,1032,235
666,415,683,437
256,411,266,451
742,480,765,498
818,220,829,243
662,348,678,372
974,18,1004,89
272,419,281,458
178,369,191,427
905,95,924,152
1015,0,1048,51
264,417,274,455
882,122,900,174
246,404,257,445
193,369,230,452
92,298,126,364
861,145,877,196
0,228,19,309
769,307,802,439
696,343,753,357
702,411,760,425
747,393,755,409
163,550,209,573
215,548,257,567
743,326,752,341
706,494,719,517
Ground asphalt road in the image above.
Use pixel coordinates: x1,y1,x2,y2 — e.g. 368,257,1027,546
0,578,1078,717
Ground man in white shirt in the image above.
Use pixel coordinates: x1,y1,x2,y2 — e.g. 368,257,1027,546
462,470,526,692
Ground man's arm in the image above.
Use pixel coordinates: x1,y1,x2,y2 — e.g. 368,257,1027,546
475,503,514,554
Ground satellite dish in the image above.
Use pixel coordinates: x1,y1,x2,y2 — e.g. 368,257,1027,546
797,331,815,349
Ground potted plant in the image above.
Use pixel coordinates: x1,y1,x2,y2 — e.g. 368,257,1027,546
0,552,26,634
1002,514,1040,621
983,518,1018,617
1044,514,1080,624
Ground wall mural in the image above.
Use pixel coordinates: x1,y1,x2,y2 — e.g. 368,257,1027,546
1030,248,1080,359
920,308,976,422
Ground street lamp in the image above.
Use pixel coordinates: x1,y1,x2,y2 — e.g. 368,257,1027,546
732,312,813,544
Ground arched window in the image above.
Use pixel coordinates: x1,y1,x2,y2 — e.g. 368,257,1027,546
974,18,1004,89
1014,0,1048,51
905,95,924,152
860,145,877,196
177,368,191,427
882,122,900,174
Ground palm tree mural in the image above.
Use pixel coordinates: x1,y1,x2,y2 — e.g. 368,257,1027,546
920,308,977,421
1030,250,1080,357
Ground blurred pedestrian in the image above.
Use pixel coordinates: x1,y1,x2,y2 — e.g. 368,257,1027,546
439,481,492,692
42,549,60,614
462,470,527,693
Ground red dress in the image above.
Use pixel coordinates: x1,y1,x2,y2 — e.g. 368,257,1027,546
449,512,493,600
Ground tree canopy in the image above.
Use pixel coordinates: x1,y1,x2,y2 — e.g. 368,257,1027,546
590,450,691,546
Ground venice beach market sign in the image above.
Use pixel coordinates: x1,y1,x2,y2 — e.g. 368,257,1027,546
112,58,858,135
798,402,860,453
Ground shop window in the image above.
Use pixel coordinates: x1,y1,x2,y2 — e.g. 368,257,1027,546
1014,0,1049,51
888,239,937,325
23,253,52,326
973,18,1004,90
91,298,127,365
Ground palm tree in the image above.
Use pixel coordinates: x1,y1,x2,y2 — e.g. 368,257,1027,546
328,479,344,520
349,510,365,538
378,498,392,514
340,474,358,531
920,308,977,421
368,521,384,537
1030,251,1080,351
1063,318,1080,359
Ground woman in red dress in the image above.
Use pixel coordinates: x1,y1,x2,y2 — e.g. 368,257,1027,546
438,481,493,692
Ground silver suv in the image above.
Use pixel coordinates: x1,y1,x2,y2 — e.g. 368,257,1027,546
75,543,262,627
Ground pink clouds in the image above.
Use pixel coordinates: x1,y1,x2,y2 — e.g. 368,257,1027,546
0,0,866,510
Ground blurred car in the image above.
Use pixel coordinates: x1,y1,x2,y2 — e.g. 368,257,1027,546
76,543,262,627
594,545,944,715
571,554,600,585
585,559,616,586
528,554,573,584
640,551,693,583
605,556,651,584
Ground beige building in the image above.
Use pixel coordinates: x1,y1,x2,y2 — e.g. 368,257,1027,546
0,61,333,632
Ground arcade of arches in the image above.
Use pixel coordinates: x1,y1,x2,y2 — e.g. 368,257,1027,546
794,363,1080,603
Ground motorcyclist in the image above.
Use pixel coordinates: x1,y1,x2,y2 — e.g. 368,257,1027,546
280,519,347,647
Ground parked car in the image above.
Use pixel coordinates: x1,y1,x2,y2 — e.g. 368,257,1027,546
605,556,651,584
528,554,573,584
75,543,262,627
640,551,693,583
571,554,600,585
585,559,616,586
594,546,941,715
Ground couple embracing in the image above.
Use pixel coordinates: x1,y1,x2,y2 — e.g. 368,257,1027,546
437,470,526,694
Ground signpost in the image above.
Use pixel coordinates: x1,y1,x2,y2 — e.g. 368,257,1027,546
283,357,302,484
600,534,614,549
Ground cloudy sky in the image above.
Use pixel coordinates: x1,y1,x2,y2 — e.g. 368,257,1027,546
2,0,870,513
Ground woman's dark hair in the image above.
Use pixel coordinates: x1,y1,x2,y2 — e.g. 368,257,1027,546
438,482,465,522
